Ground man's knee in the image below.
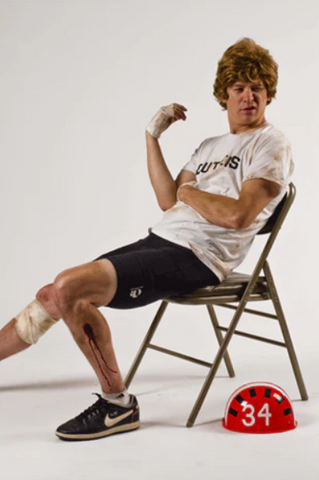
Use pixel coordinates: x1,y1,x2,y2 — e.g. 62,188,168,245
53,270,77,314
35,274,87,334
36,284,61,320
53,268,98,314
53,262,116,314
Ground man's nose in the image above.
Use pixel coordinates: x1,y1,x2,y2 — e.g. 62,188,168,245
243,87,254,102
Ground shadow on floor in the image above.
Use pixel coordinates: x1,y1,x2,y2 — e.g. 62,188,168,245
0,376,95,392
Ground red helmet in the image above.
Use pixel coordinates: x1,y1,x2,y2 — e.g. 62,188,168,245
223,382,297,434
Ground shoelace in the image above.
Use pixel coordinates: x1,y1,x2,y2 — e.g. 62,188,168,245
77,393,109,422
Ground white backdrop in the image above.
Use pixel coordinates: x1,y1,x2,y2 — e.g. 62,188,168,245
0,2,318,479
1,0,318,348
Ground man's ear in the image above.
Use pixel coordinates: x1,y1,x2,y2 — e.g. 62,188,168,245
221,97,228,109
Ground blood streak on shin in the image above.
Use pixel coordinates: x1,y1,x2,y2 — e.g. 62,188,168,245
83,323,118,387
83,324,117,373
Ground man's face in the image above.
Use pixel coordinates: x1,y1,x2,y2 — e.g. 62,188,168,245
223,79,271,134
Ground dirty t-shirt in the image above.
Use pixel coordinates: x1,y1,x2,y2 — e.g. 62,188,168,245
151,123,294,281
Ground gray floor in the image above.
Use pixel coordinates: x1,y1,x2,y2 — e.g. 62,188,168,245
1,307,318,480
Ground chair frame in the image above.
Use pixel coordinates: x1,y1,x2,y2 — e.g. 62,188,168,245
125,183,308,427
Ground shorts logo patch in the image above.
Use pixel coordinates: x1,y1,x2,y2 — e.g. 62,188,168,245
130,287,143,299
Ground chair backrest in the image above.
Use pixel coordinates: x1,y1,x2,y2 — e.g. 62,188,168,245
250,182,296,282
257,192,288,235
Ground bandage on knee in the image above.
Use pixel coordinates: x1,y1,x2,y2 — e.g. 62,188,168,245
15,299,57,345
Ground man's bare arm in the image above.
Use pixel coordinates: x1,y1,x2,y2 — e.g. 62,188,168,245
178,178,282,230
146,103,188,211
146,132,176,211
175,169,196,191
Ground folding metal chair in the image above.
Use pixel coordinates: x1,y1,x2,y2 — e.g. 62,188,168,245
125,183,308,427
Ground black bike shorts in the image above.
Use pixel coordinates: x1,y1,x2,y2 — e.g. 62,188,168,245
94,232,220,309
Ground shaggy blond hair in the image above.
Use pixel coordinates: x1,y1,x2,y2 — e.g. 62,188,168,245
213,38,278,109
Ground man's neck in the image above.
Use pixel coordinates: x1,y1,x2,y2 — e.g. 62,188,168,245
229,118,268,135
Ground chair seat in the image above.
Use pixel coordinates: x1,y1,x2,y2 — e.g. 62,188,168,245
167,272,270,305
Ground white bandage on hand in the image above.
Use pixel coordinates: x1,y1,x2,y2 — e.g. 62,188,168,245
177,180,198,202
146,103,185,139
15,299,57,345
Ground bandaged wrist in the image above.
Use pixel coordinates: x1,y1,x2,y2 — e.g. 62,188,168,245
146,106,173,139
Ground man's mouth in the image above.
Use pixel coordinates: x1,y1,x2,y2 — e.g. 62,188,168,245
242,106,256,111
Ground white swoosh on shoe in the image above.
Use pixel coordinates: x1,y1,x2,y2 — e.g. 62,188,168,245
104,409,134,428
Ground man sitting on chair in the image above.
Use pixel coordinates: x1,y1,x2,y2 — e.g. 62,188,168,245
0,37,293,441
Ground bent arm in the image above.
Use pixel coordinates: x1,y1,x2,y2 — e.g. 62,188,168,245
146,132,176,211
146,103,189,211
178,178,282,230
146,132,196,211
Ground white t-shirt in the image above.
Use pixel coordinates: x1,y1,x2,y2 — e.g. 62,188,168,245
151,123,294,282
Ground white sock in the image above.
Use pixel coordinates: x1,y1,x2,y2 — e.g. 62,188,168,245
102,389,130,406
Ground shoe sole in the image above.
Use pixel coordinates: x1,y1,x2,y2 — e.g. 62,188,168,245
55,420,140,441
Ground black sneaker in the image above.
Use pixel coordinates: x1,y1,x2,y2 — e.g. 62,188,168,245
55,393,140,441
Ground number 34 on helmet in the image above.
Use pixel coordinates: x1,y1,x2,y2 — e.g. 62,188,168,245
223,382,297,434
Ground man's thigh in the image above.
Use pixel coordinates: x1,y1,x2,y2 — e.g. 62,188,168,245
54,259,118,308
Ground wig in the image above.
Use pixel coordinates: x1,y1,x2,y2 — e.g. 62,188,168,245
213,38,278,109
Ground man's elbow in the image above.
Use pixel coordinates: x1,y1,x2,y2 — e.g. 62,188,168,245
230,212,252,231
159,200,176,212
161,204,172,212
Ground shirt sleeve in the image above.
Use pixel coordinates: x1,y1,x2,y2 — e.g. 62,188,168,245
243,131,294,187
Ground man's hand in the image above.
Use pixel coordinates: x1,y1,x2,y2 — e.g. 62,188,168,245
146,103,187,139
177,181,197,202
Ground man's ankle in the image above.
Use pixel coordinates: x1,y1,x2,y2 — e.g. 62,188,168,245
102,389,130,406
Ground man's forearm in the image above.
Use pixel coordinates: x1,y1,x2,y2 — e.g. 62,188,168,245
146,131,177,211
178,185,240,229
179,178,281,231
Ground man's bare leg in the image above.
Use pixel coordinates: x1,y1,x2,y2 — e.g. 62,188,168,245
1,259,125,394
0,319,31,360
0,284,61,361
2,258,140,440
51,258,125,394
50,259,140,440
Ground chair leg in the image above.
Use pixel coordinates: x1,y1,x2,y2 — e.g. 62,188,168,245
187,305,246,427
124,301,169,389
206,305,235,378
263,261,308,400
